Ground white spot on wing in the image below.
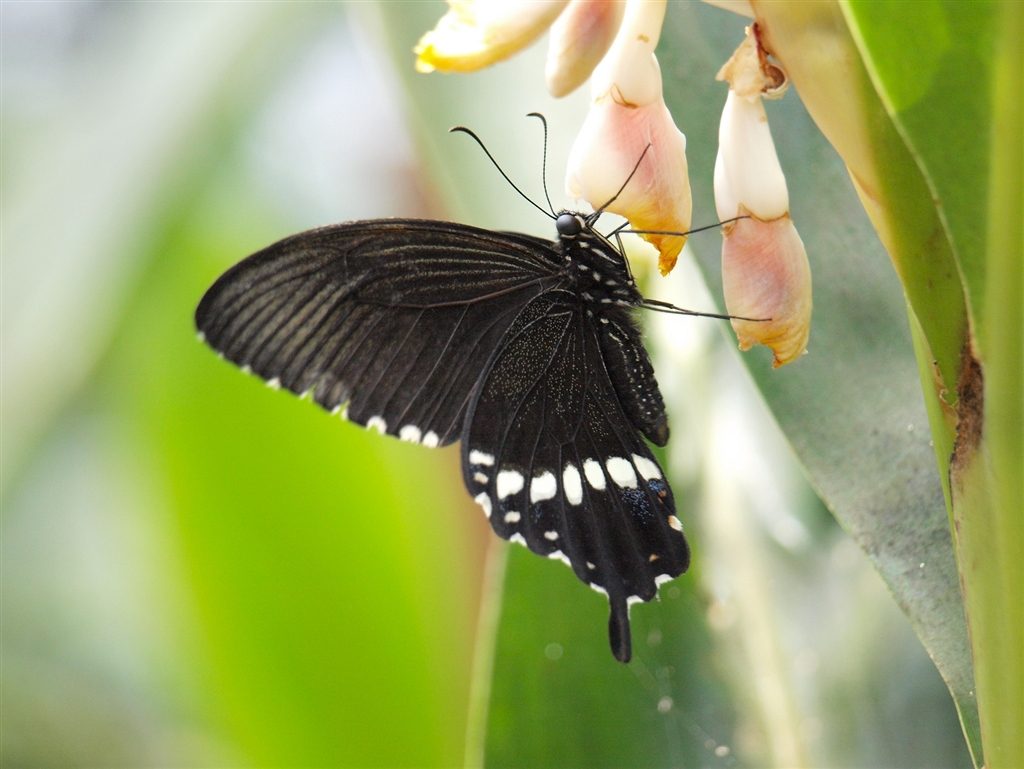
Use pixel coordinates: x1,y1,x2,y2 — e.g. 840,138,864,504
341,405,350,421
655,574,674,587
589,583,609,598
632,454,662,480
241,364,252,376
197,331,206,343
473,472,488,485
530,471,557,503
469,449,494,466
509,533,527,547
267,377,281,390
606,457,638,488
562,464,583,505
587,562,596,570
422,431,439,448
504,511,521,523
399,425,422,443
583,459,606,490
627,595,644,607
668,515,683,531
330,405,342,416
544,530,559,541
366,416,387,434
474,493,492,518
548,550,571,567
497,470,524,499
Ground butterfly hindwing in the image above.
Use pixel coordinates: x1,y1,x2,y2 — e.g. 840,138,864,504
462,288,689,662
195,220,560,445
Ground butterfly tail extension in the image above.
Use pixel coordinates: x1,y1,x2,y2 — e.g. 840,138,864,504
608,592,633,663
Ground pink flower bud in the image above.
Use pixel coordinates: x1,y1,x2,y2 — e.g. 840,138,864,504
564,0,692,274
715,25,810,367
721,211,811,368
546,0,625,98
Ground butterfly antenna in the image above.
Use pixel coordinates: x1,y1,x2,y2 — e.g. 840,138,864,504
642,296,770,323
526,113,557,216
609,215,751,238
588,144,653,224
450,126,555,220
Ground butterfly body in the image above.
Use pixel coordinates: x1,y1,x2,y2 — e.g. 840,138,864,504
196,212,689,662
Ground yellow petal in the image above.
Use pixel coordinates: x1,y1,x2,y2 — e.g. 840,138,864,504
545,0,624,98
721,211,811,367
415,0,569,74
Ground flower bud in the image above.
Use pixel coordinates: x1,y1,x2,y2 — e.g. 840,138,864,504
715,26,810,367
721,211,811,368
565,0,692,274
415,0,569,74
714,90,788,222
546,0,625,98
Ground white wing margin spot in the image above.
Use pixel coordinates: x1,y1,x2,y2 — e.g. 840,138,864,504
562,464,583,505
469,450,495,466
632,454,662,481
399,425,422,443
605,457,638,489
474,493,492,518
530,471,557,503
497,470,525,499
583,459,606,490
548,550,571,567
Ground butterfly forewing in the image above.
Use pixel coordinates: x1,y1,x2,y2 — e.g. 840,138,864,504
196,220,560,445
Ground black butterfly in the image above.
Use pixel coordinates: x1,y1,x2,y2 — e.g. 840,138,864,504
194,127,724,662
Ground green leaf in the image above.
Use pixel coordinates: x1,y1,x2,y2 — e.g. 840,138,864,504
658,2,980,761
844,2,1024,764
66,7,491,762
102,174,486,765
484,546,736,768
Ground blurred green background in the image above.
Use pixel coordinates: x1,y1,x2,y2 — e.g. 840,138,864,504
1,2,973,766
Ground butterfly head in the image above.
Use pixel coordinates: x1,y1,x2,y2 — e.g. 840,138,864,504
555,212,585,240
